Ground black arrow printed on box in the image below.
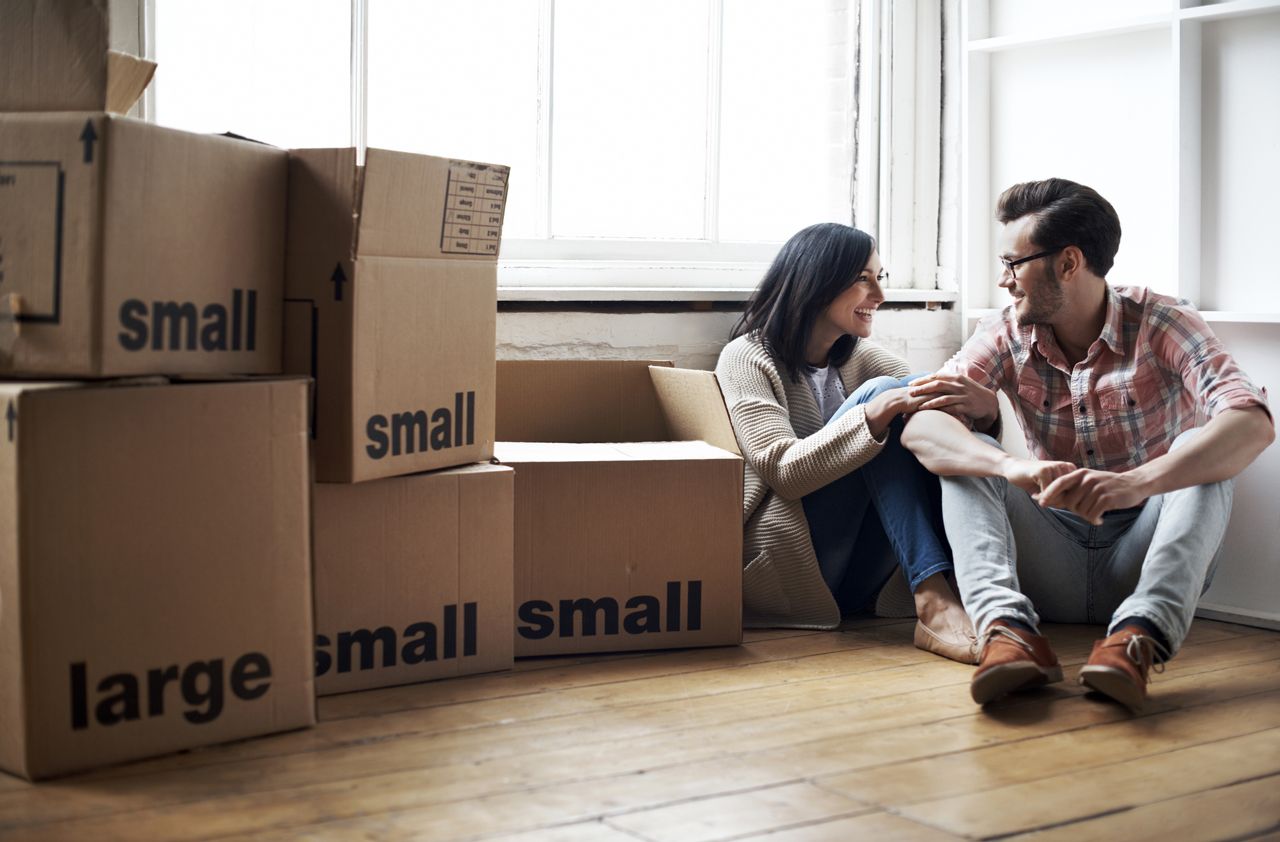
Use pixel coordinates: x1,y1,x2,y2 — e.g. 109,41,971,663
330,264,347,302
79,121,97,164
5,400,15,443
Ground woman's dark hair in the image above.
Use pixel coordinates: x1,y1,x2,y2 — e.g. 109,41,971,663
731,222,877,382
996,178,1122,277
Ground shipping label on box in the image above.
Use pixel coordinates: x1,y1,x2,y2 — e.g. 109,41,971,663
312,463,514,696
496,440,743,657
284,148,507,483
0,114,287,377
0,378,315,780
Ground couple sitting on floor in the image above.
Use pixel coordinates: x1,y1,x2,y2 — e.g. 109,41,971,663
715,177,1273,712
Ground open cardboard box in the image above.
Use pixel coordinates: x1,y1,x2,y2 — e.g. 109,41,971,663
284,149,508,483
494,360,744,657
0,0,287,378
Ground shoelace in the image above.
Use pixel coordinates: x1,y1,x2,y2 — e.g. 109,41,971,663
1123,634,1172,682
979,624,1035,658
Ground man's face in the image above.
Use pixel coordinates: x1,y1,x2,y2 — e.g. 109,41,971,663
997,214,1064,325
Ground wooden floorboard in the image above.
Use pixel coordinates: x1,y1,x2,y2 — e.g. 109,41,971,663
0,619,1276,841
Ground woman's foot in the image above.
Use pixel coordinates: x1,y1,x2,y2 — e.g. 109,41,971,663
913,572,978,664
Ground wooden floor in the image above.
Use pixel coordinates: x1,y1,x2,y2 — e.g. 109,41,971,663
2,618,1279,841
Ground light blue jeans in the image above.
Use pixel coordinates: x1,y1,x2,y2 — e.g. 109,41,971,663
802,375,953,614
941,428,1232,654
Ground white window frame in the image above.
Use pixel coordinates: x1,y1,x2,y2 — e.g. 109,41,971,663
140,0,949,301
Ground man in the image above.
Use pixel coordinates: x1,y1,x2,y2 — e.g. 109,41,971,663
900,177,1273,711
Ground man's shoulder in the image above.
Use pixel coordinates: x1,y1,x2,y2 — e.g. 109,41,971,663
1112,284,1196,315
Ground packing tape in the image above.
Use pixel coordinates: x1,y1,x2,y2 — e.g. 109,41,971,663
0,293,23,357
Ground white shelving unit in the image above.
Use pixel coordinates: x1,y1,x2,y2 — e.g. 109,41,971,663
959,0,1280,627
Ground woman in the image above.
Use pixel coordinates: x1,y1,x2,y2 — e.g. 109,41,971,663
715,222,976,662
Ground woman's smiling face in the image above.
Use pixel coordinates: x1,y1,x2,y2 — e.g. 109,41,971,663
817,250,886,341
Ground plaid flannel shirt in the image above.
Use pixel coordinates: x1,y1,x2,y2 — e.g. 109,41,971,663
941,285,1271,472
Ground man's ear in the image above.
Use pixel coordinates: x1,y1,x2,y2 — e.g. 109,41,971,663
1060,245,1084,279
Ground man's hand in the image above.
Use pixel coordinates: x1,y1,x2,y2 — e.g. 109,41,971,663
908,373,1000,430
1035,468,1151,525
1001,458,1076,497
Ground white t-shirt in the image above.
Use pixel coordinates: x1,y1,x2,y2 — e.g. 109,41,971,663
804,364,848,424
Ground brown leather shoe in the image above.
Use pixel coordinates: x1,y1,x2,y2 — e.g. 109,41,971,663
970,619,1063,704
1079,625,1171,712
914,619,979,664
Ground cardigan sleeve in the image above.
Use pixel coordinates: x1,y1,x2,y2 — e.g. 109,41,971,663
715,339,891,501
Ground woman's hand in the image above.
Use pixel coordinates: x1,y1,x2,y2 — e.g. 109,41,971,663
864,386,928,440
907,373,1000,431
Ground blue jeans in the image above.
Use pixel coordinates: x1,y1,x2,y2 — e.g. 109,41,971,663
941,429,1231,654
801,374,953,614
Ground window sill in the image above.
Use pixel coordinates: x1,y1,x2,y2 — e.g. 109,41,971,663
498,285,959,304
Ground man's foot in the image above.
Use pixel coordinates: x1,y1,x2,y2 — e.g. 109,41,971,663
970,619,1063,704
1079,625,1170,713
912,573,978,664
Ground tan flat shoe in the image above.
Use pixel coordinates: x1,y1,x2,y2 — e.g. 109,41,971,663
914,619,980,665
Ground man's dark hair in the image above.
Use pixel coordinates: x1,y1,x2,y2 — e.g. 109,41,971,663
732,222,876,383
996,178,1122,277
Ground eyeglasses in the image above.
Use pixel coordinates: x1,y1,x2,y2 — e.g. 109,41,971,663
999,248,1062,280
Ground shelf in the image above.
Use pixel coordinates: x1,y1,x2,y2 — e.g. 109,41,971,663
963,308,1280,325
966,14,1168,53
964,0,1280,53
1180,0,1280,24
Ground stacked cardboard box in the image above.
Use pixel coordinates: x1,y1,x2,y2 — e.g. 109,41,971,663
283,148,517,696
0,0,314,779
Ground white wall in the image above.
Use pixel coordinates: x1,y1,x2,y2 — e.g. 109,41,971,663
497,307,961,372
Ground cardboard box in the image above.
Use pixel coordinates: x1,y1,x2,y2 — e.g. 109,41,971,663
494,360,744,657
0,0,156,114
0,378,315,780
0,114,288,377
312,463,515,696
284,148,508,483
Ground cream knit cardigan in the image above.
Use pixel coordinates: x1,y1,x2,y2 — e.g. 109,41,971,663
715,331,912,629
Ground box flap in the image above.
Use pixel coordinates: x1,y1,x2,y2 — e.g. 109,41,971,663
495,360,673,443
495,439,737,464
357,149,509,261
648,366,741,456
0,0,109,111
105,50,155,114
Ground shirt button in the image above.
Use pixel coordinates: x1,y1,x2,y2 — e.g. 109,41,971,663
1087,449,1095,456
1043,400,1050,408
1079,403,1087,413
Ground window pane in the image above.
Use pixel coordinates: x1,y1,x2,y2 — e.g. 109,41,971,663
719,0,853,242
154,0,350,148
551,0,710,239
367,0,540,240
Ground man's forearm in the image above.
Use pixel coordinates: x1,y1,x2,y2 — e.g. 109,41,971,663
901,409,1011,477
1128,406,1274,497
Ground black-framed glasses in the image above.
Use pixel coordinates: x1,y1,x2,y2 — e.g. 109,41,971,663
999,248,1062,280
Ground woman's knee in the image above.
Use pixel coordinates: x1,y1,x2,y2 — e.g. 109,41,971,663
849,375,908,404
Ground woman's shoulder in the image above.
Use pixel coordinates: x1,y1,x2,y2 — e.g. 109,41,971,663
717,332,774,370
